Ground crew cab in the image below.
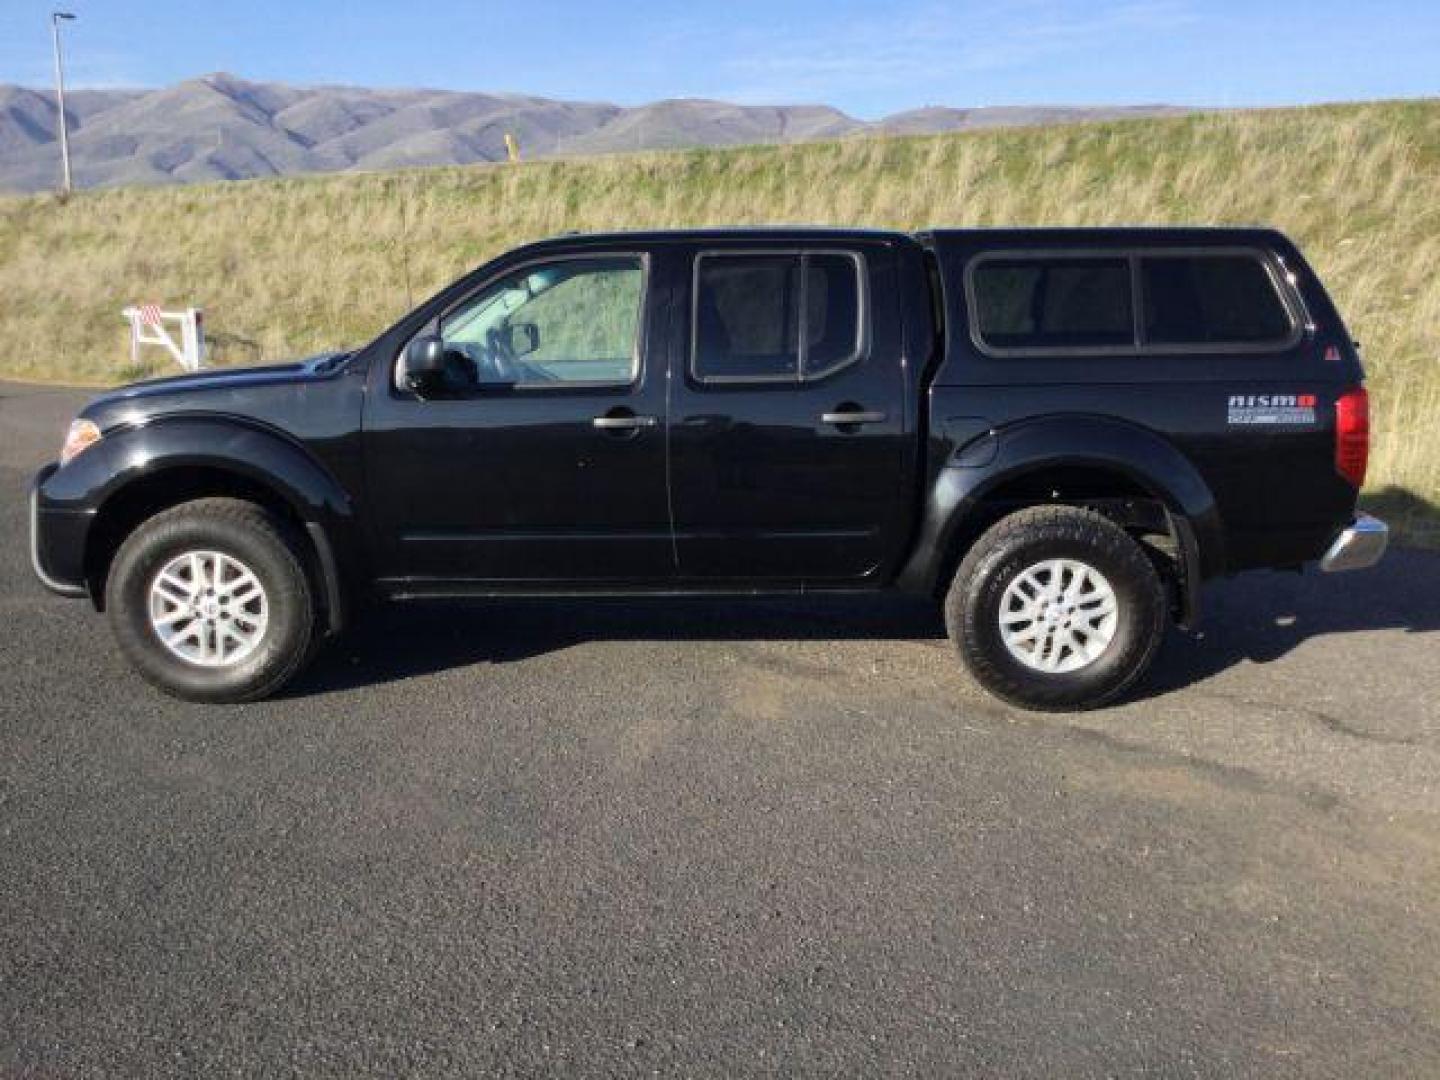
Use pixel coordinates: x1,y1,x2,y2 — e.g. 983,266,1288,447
29,227,1388,709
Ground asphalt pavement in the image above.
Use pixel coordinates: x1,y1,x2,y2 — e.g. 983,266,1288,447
3,381,1439,1077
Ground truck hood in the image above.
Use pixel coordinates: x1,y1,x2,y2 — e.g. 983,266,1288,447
98,352,351,401
82,352,353,425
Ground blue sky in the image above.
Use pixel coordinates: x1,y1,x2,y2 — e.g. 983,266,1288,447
1,0,1436,118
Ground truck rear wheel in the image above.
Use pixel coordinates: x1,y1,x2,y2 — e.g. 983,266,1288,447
945,506,1166,711
105,498,317,703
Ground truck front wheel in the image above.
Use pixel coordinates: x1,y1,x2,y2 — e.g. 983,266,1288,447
945,506,1167,711
105,498,318,703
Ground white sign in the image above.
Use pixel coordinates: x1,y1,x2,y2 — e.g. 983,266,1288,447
123,304,206,372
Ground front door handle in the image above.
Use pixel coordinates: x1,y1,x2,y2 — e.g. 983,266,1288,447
592,414,658,430
821,409,887,426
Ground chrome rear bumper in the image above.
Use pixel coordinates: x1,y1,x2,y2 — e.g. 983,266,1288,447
1319,513,1389,573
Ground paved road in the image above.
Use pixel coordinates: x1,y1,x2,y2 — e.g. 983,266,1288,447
3,381,1439,1077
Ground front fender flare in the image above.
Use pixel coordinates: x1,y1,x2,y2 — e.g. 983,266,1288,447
41,415,359,628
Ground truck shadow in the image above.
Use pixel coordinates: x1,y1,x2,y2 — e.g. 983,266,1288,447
292,593,947,697
1142,546,1440,699
290,546,1439,703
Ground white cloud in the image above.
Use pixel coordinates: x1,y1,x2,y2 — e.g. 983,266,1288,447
2,48,147,92
701,0,1197,108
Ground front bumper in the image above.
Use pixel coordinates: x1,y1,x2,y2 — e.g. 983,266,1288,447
29,463,89,598
1318,513,1389,573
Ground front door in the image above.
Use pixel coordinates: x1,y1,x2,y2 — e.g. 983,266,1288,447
363,250,674,588
667,245,911,584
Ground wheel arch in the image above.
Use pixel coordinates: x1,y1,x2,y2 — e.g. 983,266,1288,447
75,418,357,632
898,414,1224,625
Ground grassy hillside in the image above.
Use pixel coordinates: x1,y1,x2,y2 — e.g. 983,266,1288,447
1,100,1436,542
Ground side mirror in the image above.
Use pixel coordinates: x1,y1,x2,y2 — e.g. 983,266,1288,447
403,335,447,397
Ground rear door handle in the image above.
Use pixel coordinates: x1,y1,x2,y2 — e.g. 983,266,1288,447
592,414,658,430
821,410,887,426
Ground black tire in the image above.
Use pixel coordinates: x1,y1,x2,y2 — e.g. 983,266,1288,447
945,506,1167,712
105,498,317,703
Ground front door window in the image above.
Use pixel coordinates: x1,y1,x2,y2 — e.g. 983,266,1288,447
405,256,645,391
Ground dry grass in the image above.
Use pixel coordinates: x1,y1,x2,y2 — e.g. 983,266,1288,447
1,100,1436,541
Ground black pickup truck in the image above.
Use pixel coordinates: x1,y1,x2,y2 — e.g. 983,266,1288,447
30,227,1387,709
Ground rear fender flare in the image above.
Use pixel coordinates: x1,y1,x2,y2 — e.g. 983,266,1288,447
899,414,1225,603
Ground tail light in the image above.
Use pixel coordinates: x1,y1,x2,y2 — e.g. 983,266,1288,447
1335,387,1370,488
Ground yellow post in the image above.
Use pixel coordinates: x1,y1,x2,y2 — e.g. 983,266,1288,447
504,132,520,163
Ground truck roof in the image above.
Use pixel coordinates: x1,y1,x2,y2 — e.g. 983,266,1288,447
919,225,1293,248
521,227,913,250
519,225,1291,250
518,224,1296,257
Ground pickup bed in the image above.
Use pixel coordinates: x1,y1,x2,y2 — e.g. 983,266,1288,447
30,227,1387,709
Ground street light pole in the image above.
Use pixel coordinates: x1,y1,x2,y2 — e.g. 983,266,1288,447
50,11,77,196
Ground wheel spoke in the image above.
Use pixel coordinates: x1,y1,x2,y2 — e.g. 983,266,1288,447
1060,628,1087,658
1078,599,1117,624
229,583,262,607
1006,622,1043,646
1039,632,1062,671
215,622,235,661
155,572,192,605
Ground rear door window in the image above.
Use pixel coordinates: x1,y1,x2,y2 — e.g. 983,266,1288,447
1140,254,1295,346
694,255,801,381
693,252,864,382
971,257,1133,351
804,253,864,377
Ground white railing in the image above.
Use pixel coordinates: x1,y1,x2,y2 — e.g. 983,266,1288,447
122,304,206,372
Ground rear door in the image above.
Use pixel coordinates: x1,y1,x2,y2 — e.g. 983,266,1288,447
667,241,911,584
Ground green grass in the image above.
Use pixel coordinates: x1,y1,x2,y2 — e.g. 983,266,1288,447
1,100,1436,543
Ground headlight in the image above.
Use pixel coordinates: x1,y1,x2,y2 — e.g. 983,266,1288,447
60,418,102,465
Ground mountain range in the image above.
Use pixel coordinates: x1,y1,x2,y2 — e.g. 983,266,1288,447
0,73,1192,192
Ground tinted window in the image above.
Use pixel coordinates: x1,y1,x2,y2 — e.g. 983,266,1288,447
693,253,863,381
805,254,862,376
1141,255,1293,345
433,256,643,389
694,256,800,380
972,258,1133,350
